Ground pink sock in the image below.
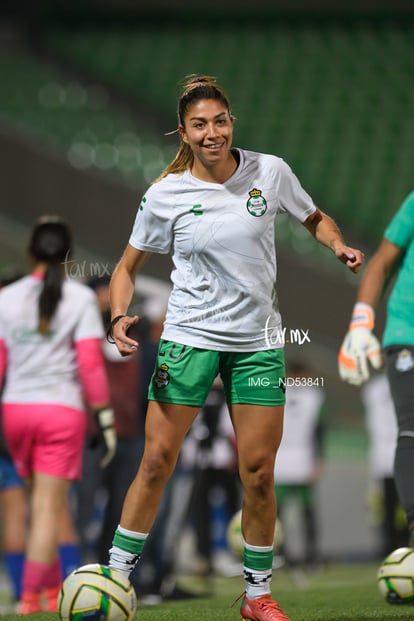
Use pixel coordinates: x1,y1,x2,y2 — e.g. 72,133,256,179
22,560,51,594
44,557,63,589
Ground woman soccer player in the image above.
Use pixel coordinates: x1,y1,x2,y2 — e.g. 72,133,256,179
107,75,364,621
0,217,116,614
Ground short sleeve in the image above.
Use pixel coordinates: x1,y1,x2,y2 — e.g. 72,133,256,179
129,185,173,254
277,160,316,222
384,191,414,250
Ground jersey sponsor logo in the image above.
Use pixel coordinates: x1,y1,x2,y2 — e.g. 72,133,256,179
11,327,53,343
153,362,170,389
190,204,203,216
247,188,267,217
395,349,414,372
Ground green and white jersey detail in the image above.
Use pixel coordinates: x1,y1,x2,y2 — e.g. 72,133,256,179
129,148,316,351
383,190,414,348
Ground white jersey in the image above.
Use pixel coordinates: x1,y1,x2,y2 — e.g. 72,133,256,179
129,148,316,351
0,275,104,410
361,373,398,479
274,384,325,483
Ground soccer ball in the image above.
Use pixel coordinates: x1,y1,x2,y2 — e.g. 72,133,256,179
58,564,137,621
377,547,414,604
226,509,283,557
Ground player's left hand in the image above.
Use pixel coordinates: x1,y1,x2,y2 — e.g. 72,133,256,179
338,328,383,385
94,407,117,468
335,246,365,273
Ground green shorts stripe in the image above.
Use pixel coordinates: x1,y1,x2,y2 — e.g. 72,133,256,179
148,340,286,406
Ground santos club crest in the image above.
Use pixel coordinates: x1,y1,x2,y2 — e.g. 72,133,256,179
154,363,170,389
247,188,267,217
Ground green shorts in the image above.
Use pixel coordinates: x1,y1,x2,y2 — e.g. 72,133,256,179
148,339,286,406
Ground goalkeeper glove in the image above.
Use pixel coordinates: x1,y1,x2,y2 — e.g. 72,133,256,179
94,407,117,468
338,303,383,386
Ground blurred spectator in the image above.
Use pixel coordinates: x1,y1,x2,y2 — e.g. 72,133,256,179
0,436,26,607
0,272,27,608
184,377,241,576
128,287,198,601
273,362,326,567
74,276,142,565
362,372,407,557
75,276,195,601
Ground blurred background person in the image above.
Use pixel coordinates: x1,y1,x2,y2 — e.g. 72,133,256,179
185,377,241,578
274,361,326,568
74,275,195,602
0,273,27,610
128,286,199,602
0,217,115,614
74,275,142,567
0,433,26,610
362,372,407,558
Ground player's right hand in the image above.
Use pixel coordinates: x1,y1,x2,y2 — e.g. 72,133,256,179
338,328,383,385
108,314,139,356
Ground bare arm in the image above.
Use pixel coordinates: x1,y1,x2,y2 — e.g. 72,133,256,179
303,208,365,273
337,238,402,384
355,238,402,309
109,244,152,355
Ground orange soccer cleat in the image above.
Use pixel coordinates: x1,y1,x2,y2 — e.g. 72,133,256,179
240,594,293,621
17,592,42,615
43,585,61,612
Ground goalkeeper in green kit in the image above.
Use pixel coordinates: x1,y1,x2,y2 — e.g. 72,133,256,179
338,190,414,548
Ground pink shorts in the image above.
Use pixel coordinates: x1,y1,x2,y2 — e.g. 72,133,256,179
2,403,87,480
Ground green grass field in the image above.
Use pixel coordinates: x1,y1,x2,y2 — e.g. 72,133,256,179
1,563,413,621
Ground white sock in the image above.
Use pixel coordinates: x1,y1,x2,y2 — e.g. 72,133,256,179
244,567,273,599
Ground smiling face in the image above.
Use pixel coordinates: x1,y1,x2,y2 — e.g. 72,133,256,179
179,98,235,181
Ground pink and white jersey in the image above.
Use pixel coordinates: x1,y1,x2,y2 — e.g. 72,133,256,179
0,275,105,410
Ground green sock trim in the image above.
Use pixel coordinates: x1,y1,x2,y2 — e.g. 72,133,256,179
243,547,274,571
112,530,146,555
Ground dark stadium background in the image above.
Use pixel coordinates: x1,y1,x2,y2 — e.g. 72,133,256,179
0,0,413,560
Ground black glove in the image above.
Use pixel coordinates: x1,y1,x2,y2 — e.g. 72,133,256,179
93,407,117,468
